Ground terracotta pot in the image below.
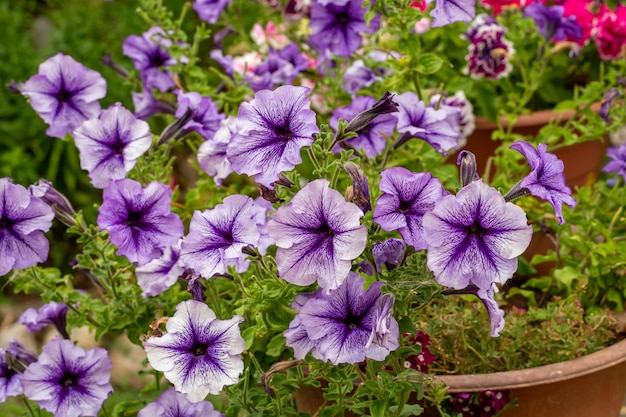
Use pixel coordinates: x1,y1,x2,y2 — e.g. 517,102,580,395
450,103,607,189
426,338,626,417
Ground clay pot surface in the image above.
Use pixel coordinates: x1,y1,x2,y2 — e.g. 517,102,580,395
433,338,626,417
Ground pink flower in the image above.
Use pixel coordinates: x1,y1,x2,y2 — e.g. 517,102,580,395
595,6,626,60
481,0,528,15
562,0,607,45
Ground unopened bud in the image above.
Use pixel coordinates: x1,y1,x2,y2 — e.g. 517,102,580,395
457,150,479,187
343,161,371,213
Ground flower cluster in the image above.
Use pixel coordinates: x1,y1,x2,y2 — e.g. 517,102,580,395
5,0,619,415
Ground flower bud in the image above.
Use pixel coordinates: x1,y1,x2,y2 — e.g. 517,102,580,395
457,150,479,187
343,161,371,213
29,179,77,228
343,91,398,135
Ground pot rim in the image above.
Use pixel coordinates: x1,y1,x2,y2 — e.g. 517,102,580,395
474,102,602,130
435,338,626,392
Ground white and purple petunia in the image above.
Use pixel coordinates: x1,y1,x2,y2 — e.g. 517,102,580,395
21,338,112,417
309,0,380,58
227,85,319,188
97,179,184,266
73,103,152,189
430,0,476,28
193,0,234,24
395,92,462,154
507,141,576,225
372,168,448,250
342,60,380,96
423,181,533,291
198,116,237,186
429,91,476,139
123,27,179,92
180,195,272,279
132,87,176,120
175,91,225,142
268,179,367,290
144,300,245,402
463,15,515,80
0,178,54,276
21,53,106,139
285,273,399,365
331,96,397,158
138,387,223,417
136,240,185,298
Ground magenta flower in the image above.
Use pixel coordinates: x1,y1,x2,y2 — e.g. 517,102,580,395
21,53,106,138
507,141,576,225
227,85,319,188
309,0,379,58
138,387,223,417
0,178,54,276
372,168,448,250
21,338,112,417
144,300,244,401
180,195,271,279
285,273,399,365
97,179,184,265
73,103,152,189
268,179,367,290
423,181,533,291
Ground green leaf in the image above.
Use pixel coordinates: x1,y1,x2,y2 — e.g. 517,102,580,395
265,333,286,357
415,53,443,75
370,400,387,417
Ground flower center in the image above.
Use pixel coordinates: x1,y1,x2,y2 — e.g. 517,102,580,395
126,210,143,226
60,371,79,388
189,341,208,357
0,364,16,379
465,221,487,237
344,313,361,329
274,124,293,141
313,222,334,237
0,216,15,230
55,89,73,103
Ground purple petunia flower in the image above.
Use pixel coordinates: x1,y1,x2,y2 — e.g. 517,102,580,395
227,85,319,188
603,142,626,183
19,301,70,339
523,2,582,41
430,0,476,27
144,300,245,401
180,195,271,279
372,238,406,272
198,116,237,186
506,141,576,225
138,387,223,417
444,283,506,337
0,178,54,276
372,167,448,250
73,103,152,189
342,60,379,96
429,91,476,139
175,91,225,142
395,92,462,154
97,179,184,265
268,179,367,290
136,241,185,298
423,181,533,291
123,27,178,92
0,340,37,402
21,338,112,417
309,0,380,58
193,0,234,24
331,96,397,158
285,273,399,364
464,16,515,79
21,53,106,139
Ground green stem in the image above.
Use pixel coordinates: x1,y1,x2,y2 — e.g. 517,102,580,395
22,396,36,417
